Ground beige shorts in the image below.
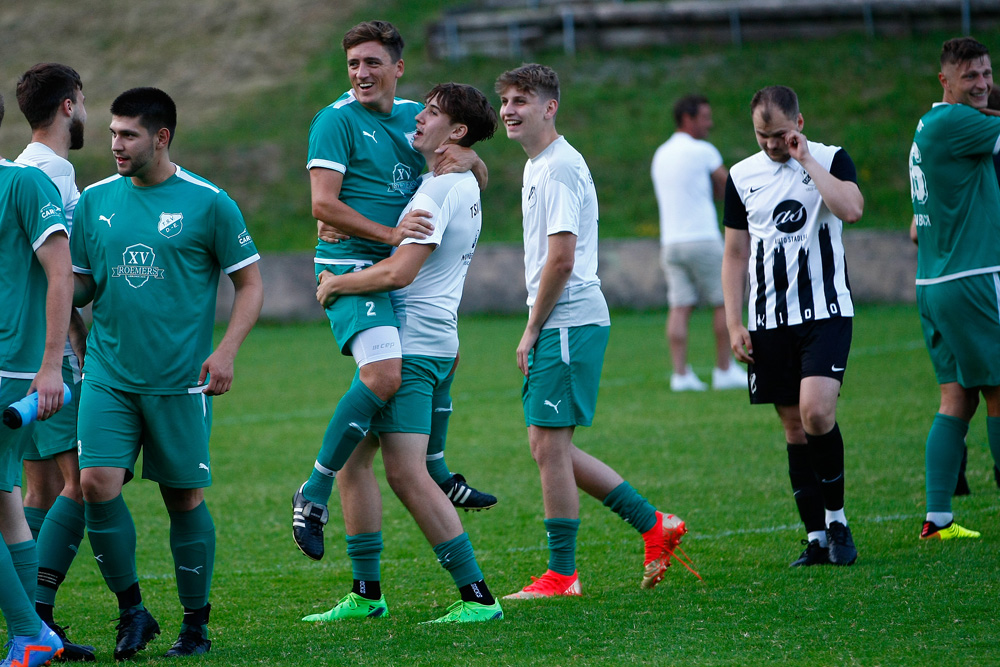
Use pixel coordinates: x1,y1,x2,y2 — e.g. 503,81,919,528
660,239,725,308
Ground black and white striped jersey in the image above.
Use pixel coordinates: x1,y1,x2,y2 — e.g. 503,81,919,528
723,142,857,331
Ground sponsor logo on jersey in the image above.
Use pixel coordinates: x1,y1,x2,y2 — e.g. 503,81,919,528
772,200,808,234
363,129,378,143
388,163,419,196
238,229,254,246
40,202,61,220
112,243,164,288
99,213,115,227
158,212,183,238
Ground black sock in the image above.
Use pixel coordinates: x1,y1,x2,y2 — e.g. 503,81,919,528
115,582,142,611
181,604,210,636
352,579,381,600
787,443,825,534
36,602,54,625
806,423,846,512
459,580,494,606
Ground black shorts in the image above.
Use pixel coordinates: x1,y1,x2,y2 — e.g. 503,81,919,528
747,317,852,405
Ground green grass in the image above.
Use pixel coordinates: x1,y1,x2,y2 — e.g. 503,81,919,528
37,304,1000,665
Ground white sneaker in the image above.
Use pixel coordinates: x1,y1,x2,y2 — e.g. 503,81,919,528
712,363,747,390
670,366,707,392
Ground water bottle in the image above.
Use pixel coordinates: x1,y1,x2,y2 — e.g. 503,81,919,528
2,383,73,429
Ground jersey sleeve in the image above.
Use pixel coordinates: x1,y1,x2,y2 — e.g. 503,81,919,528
829,149,858,183
399,188,446,248
542,174,582,236
307,105,352,173
947,105,1000,158
706,142,724,172
212,192,260,274
17,167,67,250
722,174,748,230
70,189,91,273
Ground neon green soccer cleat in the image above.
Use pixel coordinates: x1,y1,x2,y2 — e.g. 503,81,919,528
301,592,389,621
421,599,503,624
920,520,981,540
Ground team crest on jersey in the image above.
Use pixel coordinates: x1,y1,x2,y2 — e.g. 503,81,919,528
388,163,419,196
158,213,183,238
527,186,537,209
40,202,61,220
801,171,813,186
112,243,164,289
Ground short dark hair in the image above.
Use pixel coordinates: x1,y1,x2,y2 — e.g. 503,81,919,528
425,83,498,147
495,63,560,104
342,20,404,62
673,94,709,128
16,63,83,130
750,85,799,122
941,37,990,67
110,87,177,146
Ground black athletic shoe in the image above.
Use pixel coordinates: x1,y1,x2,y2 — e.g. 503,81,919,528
826,521,858,566
438,473,497,511
47,622,96,662
789,539,830,567
113,607,160,661
163,629,211,658
292,483,329,561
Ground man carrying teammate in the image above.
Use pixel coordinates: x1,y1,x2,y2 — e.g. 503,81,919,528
307,82,503,623
72,87,263,658
722,85,863,567
909,37,1000,540
293,20,495,564
496,64,694,599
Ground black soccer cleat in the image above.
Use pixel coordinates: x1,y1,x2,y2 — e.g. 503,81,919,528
789,538,830,567
826,521,858,566
293,483,329,560
163,629,211,658
47,621,96,662
113,607,160,661
438,473,497,511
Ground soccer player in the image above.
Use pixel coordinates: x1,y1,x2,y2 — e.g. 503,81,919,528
293,19,495,564
0,91,71,666
14,62,95,661
71,87,263,658
909,37,1000,540
307,82,503,623
496,64,694,599
721,85,863,567
652,94,746,392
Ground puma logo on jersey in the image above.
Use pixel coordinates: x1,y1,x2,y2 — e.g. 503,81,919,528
99,213,115,227
178,565,203,574
544,400,561,413
363,130,378,143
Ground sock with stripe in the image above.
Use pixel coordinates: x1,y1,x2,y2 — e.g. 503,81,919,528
346,532,383,600
35,495,85,608
425,373,454,484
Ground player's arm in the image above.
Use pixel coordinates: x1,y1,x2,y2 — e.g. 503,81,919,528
909,215,918,245
434,145,489,190
517,231,575,376
31,232,73,420
199,262,263,396
722,227,753,364
317,243,434,307
68,308,88,362
72,273,95,307
711,164,729,201
785,132,864,223
311,168,432,246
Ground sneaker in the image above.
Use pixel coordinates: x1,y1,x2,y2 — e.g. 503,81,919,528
438,474,497,511
163,629,211,658
920,520,981,540
46,622,95,662
789,539,830,567
420,599,504,624
670,366,707,392
502,569,581,600
292,483,329,561
301,592,389,621
1,624,63,667
641,511,700,588
712,363,747,390
113,607,160,661
826,521,858,565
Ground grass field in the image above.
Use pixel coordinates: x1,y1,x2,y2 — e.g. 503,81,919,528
39,305,1000,665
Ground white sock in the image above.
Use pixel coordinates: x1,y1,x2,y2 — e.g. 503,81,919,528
825,508,847,527
808,530,828,548
926,511,953,527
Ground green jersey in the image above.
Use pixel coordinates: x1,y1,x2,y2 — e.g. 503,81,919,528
71,165,260,393
910,103,1000,284
307,90,424,264
0,160,67,376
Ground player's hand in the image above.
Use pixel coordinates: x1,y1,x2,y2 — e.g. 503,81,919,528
516,326,540,377
785,130,810,162
979,107,1000,117
28,366,65,421
199,349,236,396
434,144,477,175
729,326,754,364
316,269,340,308
317,220,350,244
391,209,433,246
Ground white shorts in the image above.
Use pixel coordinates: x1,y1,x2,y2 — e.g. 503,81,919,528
660,239,725,308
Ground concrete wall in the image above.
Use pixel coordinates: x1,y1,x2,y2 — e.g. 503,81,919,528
215,230,917,322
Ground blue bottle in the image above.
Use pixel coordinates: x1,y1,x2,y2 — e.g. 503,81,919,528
2,384,73,429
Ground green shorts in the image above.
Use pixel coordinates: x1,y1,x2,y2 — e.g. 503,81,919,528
77,380,213,489
316,263,398,355
372,356,455,435
0,377,35,492
25,356,81,461
917,273,1000,387
523,325,609,428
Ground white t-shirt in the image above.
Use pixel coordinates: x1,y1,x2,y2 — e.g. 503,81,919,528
651,131,723,246
392,171,482,357
521,136,609,329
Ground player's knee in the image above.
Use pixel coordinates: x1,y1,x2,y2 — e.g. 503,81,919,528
799,403,836,436
359,364,401,401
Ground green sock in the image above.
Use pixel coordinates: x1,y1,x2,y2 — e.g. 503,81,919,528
8,540,38,604
602,481,658,534
925,413,968,513
23,507,47,542
544,518,580,576
425,375,454,484
0,541,41,636
346,532,383,583
35,496,85,607
168,502,215,610
432,533,482,588
85,494,139,593
987,417,1000,472
302,465,336,508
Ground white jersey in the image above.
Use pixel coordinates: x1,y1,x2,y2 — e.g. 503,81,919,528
392,171,482,357
724,142,855,331
651,131,724,245
522,136,609,329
